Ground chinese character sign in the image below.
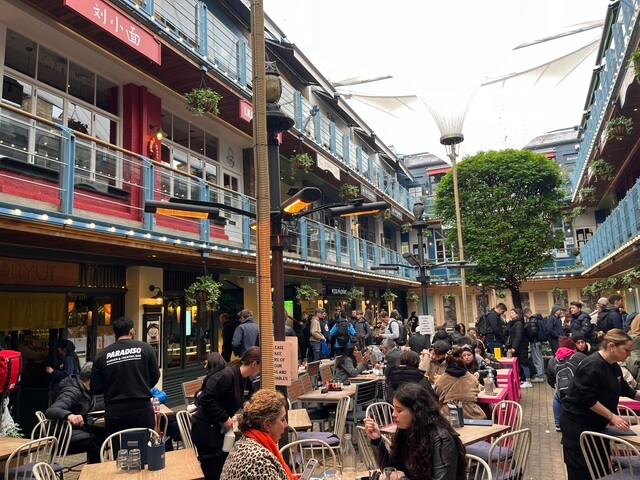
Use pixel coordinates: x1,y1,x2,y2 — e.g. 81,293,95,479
64,0,161,64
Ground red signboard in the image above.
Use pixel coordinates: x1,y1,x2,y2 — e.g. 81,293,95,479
239,99,253,123
64,0,161,64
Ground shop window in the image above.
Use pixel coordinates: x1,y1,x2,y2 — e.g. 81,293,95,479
37,46,67,92
4,30,37,78
69,62,95,105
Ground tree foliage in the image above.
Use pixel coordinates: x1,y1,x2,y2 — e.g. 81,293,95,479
434,149,564,306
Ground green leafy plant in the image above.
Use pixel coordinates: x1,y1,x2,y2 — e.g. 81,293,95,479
382,289,398,302
185,275,223,309
606,115,633,140
630,48,640,84
289,152,315,181
67,118,89,134
569,247,581,257
443,292,456,302
579,185,596,202
185,88,222,116
552,287,565,297
401,222,413,233
339,184,360,199
407,292,420,302
589,159,614,182
345,286,363,303
375,209,391,220
495,290,507,299
295,284,319,302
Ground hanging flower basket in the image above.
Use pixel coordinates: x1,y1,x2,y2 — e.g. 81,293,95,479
345,286,363,303
185,275,222,309
606,115,633,140
407,292,420,303
631,48,640,84
295,284,319,303
382,289,398,302
443,292,456,302
185,88,222,116
339,184,360,199
289,152,314,181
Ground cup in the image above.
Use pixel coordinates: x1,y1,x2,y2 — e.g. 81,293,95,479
116,449,128,470
147,442,166,471
493,347,502,360
383,467,397,480
128,448,142,471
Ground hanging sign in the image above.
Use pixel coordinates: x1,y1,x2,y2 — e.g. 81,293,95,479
64,0,162,64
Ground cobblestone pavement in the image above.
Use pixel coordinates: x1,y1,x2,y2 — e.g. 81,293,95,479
520,380,566,480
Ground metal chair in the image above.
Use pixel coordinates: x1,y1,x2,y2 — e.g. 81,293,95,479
35,411,46,423
467,400,523,461
5,436,58,480
156,411,169,442
356,425,379,471
346,380,379,432
580,430,640,479
299,374,313,393
365,402,394,428
99,428,161,462
298,396,350,463
307,361,321,388
617,404,640,426
280,438,338,474
466,453,493,480
286,379,305,409
487,428,531,480
31,419,73,475
176,410,194,450
31,462,57,480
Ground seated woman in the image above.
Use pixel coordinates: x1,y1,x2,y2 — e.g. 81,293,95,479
386,350,436,402
461,345,489,383
434,346,486,420
333,345,370,383
364,383,466,480
221,389,292,480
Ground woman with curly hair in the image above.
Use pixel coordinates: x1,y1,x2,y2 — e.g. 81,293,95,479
221,389,292,480
364,383,466,480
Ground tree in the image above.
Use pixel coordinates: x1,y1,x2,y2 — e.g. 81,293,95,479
434,149,564,308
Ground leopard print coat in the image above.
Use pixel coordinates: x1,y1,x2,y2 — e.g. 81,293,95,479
220,436,289,480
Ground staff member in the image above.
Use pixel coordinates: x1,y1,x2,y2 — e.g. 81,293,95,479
91,317,160,434
560,329,640,480
192,347,261,480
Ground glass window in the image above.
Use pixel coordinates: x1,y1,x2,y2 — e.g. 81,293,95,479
173,117,189,149
37,46,67,92
161,110,172,141
35,89,64,124
95,76,118,114
205,133,218,161
5,30,37,78
69,62,95,105
2,75,33,111
190,126,205,156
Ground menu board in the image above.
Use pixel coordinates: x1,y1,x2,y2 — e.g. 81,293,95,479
274,338,298,386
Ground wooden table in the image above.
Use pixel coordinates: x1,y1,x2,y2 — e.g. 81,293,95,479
351,373,385,383
613,424,640,448
381,423,510,446
478,387,508,404
288,408,312,431
78,448,203,480
0,438,32,461
299,384,357,404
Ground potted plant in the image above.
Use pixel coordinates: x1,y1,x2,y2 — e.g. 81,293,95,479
382,289,397,302
570,247,581,257
289,152,314,181
443,292,456,302
495,290,507,299
407,292,420,303
588,159,614,182
345,286,363,303
295,284,319,303
185,88,222,116
67,118,89,134
185,275,223,309
401,222,413,233
579,185,596,202
631,48,640,84
606,115,633,140
339,184,360,199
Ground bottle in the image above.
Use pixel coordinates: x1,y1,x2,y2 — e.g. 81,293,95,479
222,427,236,452
341,433,356,480
484,371,495,395
151,396,160,412
448,404,461,428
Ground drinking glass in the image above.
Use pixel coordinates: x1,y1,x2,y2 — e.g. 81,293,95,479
116,449,128,470
384,467,397,480
128,448,142,470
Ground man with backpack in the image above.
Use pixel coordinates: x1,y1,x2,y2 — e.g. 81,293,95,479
479,303,507,353
352,310,373,345
377,311,407,346
330,314,356,355
596,294,624,335
546,336,585,432
523,308,546,383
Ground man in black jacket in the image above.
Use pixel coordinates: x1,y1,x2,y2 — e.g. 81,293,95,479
46,362,104,463
484,303,507,352
91,316,160,434
568,301,593,343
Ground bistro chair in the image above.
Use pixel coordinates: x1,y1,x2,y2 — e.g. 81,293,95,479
617,405,640,426
286,379,305,409
100,428,160,462
5,436,57,480
30,419,73,475
467,400,523,462
466,453,493,480
580,430,640,479
487,428,531,480
307,361,321,389
299,396,350,464
34,411,46,423
346,380,379,433
176,410,194,450
31,462,57,480
365,402,394,428
280,438,338,474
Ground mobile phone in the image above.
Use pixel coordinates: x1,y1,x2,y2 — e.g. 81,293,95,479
299,458,319,480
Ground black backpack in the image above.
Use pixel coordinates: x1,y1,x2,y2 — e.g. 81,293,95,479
299,320,311,341
524,314,541,342
476,313,490,336
336,321,350,344
556,355,576,400
392,320,407,346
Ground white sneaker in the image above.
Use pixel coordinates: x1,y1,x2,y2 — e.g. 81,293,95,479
531,376,545,383
520,381,533,388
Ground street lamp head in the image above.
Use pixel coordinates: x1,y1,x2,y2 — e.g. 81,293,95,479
402,252,421,267
439,133,464,146
281,187,322,214
265,61,282,105
412,201,425,220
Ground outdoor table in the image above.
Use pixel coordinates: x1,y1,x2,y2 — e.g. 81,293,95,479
351,372,385,383
478,387,508,405
0,437,33,461
298,384,357,404
612,424,640,449
619,396,640,412
380,423,510,446
78,448,203,480
288,408,312,431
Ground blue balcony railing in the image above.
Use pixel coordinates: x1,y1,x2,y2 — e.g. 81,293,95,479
572,1,640,191
0,104,415,281
581,177,640,270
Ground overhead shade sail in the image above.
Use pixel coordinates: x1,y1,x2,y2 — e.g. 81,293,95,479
0,293,66,330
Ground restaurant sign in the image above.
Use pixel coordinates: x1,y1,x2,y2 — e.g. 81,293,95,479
239,99,253,123
360,184,376,202
0,257,79,286
328,287,348,295
64,0,162,64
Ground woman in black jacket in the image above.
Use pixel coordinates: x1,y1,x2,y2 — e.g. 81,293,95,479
333,345,370,382
506,308,535,388
386,350,436,402
191,347,261,480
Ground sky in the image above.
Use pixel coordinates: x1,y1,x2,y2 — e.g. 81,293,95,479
263,0,609,159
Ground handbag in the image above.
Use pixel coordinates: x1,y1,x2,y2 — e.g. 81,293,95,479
320,340,331,358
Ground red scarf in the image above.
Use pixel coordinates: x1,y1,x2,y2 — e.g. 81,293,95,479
244,429,294,480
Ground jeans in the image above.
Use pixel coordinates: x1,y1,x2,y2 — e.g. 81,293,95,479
311,341,322,361
530,341,544,377
553,392,562,427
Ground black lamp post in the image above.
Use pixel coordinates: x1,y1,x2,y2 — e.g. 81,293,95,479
409,200,431,347
266,61,295,344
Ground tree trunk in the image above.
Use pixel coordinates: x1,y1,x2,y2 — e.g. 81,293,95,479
509,285,522,309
